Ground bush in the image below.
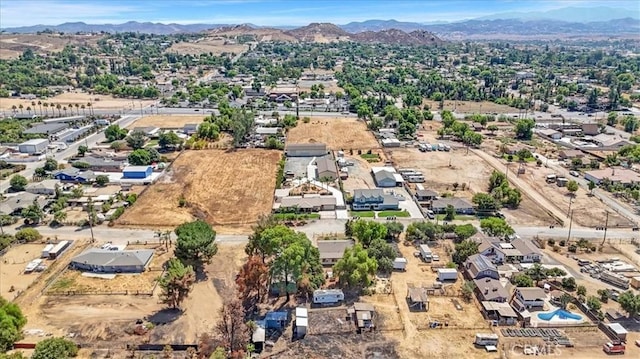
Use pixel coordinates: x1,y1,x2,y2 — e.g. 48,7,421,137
559,240,566,247
178,196,187,207
547,239,555,246
568,245,577,253
71,161,90,169
14,228,42,243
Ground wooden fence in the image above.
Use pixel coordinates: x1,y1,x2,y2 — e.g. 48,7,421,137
47,289,153,296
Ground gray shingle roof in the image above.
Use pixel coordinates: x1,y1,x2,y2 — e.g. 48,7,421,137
71,248,154,268
317,240,354,260
316,157,337,175
431,197,473,210
374,170,396,183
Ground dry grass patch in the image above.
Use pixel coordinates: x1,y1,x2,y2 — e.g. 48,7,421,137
0,33,103,59
0,92,155,111
127,115,206,129
117,149,281,232
423,100,518,114
168,39,248,55
286,117,379,150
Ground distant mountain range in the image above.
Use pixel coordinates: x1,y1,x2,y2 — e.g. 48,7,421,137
1,6,638,38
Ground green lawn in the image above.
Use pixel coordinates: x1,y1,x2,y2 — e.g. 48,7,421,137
435,214,477,221
503,154,536,163
349,211,375,218
273,213,321,220
378,210,410,218
360,153,380,160
145,139,159,148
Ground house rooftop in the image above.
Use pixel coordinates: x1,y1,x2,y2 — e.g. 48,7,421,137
415,189,438,198
285,143,327,151
317,239,354,260
71,248,154,268
23,123,68,134
586,167,640,184
515,287,546,301
316,157,337,174
432,197,473,209
474,277,509,301
465,254,497,277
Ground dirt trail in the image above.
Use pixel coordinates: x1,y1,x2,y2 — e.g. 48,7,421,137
472,149,567,226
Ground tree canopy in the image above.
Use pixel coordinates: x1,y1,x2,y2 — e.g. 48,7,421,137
333,244,378,288
350,220,387,247
480,217,515,238
159,258,196,309
0,297,27,352
104,124,128,142
31,337,78,359
174,220,218,269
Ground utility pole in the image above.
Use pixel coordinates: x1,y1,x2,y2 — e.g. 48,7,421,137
567,196,573,218
601,211,609,246
87,196,95,243
566,210,574,245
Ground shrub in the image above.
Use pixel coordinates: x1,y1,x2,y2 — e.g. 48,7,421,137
559,240,566,247
547,239,555,246
15,228,42,242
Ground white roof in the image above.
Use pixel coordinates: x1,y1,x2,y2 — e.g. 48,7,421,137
438,268,457,273
607,323,628,334
371,166,397,174
295,307,308,318
20,138,48,145
295,317,308,327
394,257,408,263
123,166,151,172
393,173,405,182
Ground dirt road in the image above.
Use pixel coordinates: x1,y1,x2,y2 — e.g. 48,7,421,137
471,149,567,226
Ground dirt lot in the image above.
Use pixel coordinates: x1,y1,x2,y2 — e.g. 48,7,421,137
286,117,380,150
0,92,155,112
423,100,519,114
168,38,248,56
0,33,103,59
340,152,388,193
19,244,246,356
47,243,172,295
117,149,281,233
127,115,206,129
0,243,53,300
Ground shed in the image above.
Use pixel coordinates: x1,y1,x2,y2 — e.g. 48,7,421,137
285,143,327,157
605,323,628,342
122,166,153,179
407,286,429,310
437,268,458,282
295,316,308,337
265,311,288,329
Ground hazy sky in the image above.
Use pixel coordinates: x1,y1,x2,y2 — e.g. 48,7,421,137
1,0,638,27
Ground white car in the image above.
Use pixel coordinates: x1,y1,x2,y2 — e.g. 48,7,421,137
569,171,579,177
432,254,440,261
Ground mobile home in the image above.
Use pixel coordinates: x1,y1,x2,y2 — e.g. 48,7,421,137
474,333,499,346
41,244,54,258
393,257,408,271
313,289,344,304
48,240,70,259
407,175,425,183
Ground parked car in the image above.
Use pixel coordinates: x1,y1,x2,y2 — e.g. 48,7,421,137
569,171,580,177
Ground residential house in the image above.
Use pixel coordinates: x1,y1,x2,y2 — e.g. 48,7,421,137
381,138,401,147
132,126,160,138
581,123,600,136
585,167,640,186
0,192,50,215
74,155,124,172
480,301,518,325
464,254,500,280
316,157,338,181
182,123,200,135
349,302,375,331
23,123,69,136
415,189,438,201
53,168,96,183
474,277,509,302
538,128,562,140
70,248,155,273
352,189,399,211
317,239,354,266
25,179,59,196
268,86,298,102
431,198,474,214
277,195,336,212
591,133,633,149
512,287,546,310
510,238,542,263
477,238,540,264
558,150,585,161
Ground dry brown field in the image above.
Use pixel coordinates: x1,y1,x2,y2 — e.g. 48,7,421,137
0,33,103,59
0,92,155,112
0,243,52,300
116,149,281,233
423,99,519,114
126,114,207,129
168,39,248,56
286,117,380,150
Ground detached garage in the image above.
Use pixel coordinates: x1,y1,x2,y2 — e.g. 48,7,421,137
285,143,328,157
122,166,153,179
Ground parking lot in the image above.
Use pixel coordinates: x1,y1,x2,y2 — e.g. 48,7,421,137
284,156,317,180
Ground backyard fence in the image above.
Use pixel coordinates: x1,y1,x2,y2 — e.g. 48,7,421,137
47,289,153,296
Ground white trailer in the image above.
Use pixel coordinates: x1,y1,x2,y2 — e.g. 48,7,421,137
313,289,344,304
437,268,458,282
48,240,69,259
393,257,408,271
474,333,499,346
41,244,54,258
419,244,433,262
407,175,425,183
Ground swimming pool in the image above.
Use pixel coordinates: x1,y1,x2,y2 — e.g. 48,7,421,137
537,308,582,321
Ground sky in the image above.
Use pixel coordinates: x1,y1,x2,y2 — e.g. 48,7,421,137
0,0,638,28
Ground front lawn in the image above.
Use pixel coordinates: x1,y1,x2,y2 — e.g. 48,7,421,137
435,214,477,221
349,211,375,218
378,210,410,218
360,153,381,162
273,213,321,220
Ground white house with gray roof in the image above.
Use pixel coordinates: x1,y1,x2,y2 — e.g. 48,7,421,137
70,248,154,273
352,189,399,211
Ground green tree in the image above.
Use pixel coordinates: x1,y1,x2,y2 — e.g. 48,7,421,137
271,233,324,301
43,158,58,171
559,293,572,309
21,200,44,224
350,220,387,247
158,131,183,150
452,239,479,264
607,112,618,126
454,224,477,240
618,290,640,317
461,280,476,301
174,220,218,270
31,337,78,359
77,145,88,157
566,180,579,195
9,175,27,191
127,149,151,166
0,297,27,352
487,170,507,192
444,204,456,221
525,264,547,285
159,258,196,309
597,289,610,303
14,228,42,242
472,193,499,213
577,285,587,297
588,181,596,194
479,217,514,238
587,296,602,311
515,119,535,140
104,124,128,142
94,175,109,187
126,130,147,149
405,221,442,242
367,238,397,273
383,221,404,241
512,273,534,287
562,277,577,291
333,244,378,289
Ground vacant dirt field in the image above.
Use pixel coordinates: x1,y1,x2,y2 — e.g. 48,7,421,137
0,33,103,59
127,115,206,129
423,100,519,114
286,117,380,150
117,149,281,233
47,243,172,295
0,92,155,112
168,38,248,55
0,243,51,300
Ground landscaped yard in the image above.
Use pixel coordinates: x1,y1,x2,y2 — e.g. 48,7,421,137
273,213,321,220
360,153,381,162
349,210,375,218
378,210,410,218
435,214,476,221
502,154,536,163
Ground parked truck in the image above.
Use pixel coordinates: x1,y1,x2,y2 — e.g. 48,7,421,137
419,244,433,262
603,341,625,354
393,257,407,271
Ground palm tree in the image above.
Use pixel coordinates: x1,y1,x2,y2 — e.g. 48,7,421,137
26,106,32,115
31,101,36,112
81,104,86,115
11,105,17,114
74,103,80,115
526,263,547,286
63,106,68,116
18,104,23,114
56,103,62,117
87,102,92,116
43,102,49,116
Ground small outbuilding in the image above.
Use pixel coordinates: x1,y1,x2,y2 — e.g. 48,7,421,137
407,286,429,311
265,311,288,329
605,323,628,342
295,307,308,338
18,138,49,154
122,166,153,179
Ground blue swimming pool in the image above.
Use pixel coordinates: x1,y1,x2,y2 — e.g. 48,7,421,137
537,308,582,321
